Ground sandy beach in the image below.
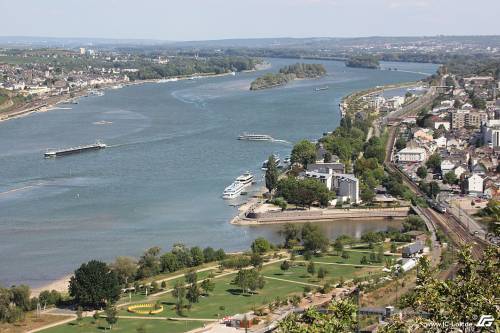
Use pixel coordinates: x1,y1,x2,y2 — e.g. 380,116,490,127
31,274,72,297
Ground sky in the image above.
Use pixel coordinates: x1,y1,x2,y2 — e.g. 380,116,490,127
1,0,499,41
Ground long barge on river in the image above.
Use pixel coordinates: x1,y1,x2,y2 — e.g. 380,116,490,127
44,141,107,158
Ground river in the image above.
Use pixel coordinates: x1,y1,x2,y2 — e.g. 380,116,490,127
0,58,438,287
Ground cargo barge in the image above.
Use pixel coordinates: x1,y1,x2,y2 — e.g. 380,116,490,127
44,141,106,158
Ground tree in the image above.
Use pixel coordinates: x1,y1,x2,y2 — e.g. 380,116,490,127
76,306,83,326
282,223,301,248
190,247,205,267
341,251,350,259
360,187,375,203
416,166,428,179
443,171,457,184
280,260,290,273
202,247,216,263
265,155,279,193
428,181,441,198
302,223,329,253
111,256,137,285
10,285,31,311
137,247,162,278
250,253,263,269
277,299,357,332
200,279,215,295
233,269,265,295
184,269,198,285
307,261,316,276
186,283,201,305
360,256,368,265
317,267,328,279
426,153,442,173
104,304,118,330
390,242,397,253
69,260,121,309
383,247,498,331
395,137,407,151
291,140,316,168
171,280,186,315
251,237,271,254
333,239,344,255
160,252,180,273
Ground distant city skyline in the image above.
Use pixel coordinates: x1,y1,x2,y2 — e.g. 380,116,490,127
1,0,500,41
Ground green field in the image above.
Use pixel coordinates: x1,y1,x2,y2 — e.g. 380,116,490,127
41,256,384,333
43,317,203,333
119,273,304,320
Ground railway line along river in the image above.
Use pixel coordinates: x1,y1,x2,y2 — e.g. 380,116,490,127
0,58,438,288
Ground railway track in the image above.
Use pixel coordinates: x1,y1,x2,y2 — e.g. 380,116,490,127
385,127,486,259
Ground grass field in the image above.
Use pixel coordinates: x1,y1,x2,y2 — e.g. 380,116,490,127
43,317,203,333
119,273,304,320
40,254,384,333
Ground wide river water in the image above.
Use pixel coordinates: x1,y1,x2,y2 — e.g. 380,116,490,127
0,59,438,287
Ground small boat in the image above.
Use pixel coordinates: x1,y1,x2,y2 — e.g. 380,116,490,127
236,172,254,186
261,155,280,170
222,181,246,199
238,133,274,141
314,86,329,92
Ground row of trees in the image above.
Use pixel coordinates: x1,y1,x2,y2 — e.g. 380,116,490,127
0,285,64,324
127,56,259,81
112,244,226,284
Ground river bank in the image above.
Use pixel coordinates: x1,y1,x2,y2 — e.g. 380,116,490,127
0,70,252,123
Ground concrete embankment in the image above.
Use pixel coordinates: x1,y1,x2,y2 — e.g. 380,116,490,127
232,207,410,225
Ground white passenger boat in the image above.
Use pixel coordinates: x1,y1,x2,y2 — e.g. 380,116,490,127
238,133,274,141
222,181,246,199
236,172,254,186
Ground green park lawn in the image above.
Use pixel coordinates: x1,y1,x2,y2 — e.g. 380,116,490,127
41,256,384,333
119,273,304,320
42,317,203,333
304,250,389,266
260,261,379,286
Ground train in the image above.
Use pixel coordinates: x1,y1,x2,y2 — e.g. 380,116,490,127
426,198,447,213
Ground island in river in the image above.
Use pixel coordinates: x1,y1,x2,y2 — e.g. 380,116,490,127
250,63,326,90
345,55,381,69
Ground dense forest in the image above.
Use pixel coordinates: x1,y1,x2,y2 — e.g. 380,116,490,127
127,56,260,81
345,55,380,69
250,63,326,90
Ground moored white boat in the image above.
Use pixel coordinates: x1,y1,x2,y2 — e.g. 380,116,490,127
236,172,254,186
222,181,246,199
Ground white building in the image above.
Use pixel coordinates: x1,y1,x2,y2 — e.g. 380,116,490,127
434,136,447,148
333,174,360,204
454,165,467,178
483,119,500,148
396,147,427,163
434,121,450,131
79,47,86,55
440,160,456,174
467,174,484,194
305,168,333,190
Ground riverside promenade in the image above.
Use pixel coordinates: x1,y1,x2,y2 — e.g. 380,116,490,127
232,206,409,225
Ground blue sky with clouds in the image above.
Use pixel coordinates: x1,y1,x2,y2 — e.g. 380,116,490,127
1,0,499,40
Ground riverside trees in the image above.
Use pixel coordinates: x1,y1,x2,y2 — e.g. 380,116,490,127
69,260,121,309
276,177,331,208
233,269,266,295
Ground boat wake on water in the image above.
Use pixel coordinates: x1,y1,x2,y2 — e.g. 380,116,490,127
237,133,291,145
